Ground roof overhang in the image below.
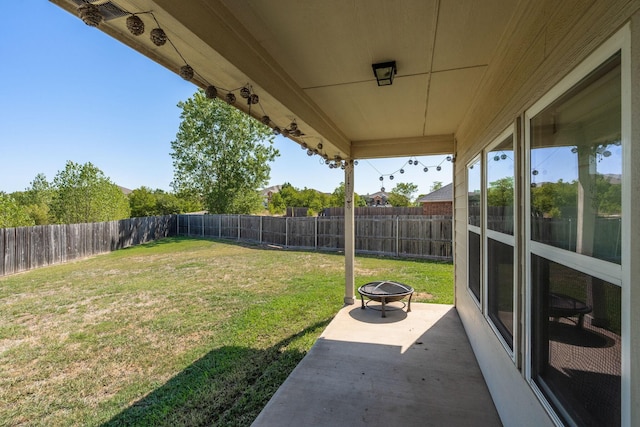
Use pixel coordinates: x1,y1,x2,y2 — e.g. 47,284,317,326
50,0,522,161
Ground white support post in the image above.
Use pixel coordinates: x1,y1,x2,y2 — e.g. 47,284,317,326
344,160,356,305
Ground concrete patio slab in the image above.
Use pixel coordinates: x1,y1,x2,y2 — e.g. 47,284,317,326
252,302,502,427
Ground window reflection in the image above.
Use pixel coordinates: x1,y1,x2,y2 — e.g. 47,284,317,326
487,136,514,235
530,53,621,264
468,160,481,227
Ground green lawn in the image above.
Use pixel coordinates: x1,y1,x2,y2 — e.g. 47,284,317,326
0,237,453,426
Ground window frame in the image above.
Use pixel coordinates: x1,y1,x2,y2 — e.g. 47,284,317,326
523,25,630,426
467,155,482,307
483,126,517,360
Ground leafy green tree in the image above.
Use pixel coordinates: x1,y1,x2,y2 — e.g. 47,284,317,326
156,190,203,215
51,161,131,224
531,180,577,218
430,181,443,192
170,91,279,214
11,173,54,225
593,175,621,215
129,186,158,217
388,182,419,207
298,188,330,215
487,177,514,208
330,182,367,207
0,192,34,228
268,192,286,215
277,183,300,207
129,187,203,217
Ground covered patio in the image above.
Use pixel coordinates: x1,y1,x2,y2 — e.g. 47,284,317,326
252,303,500,427
50,1,640,425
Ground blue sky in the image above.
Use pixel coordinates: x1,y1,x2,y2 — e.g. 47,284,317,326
0,2,452,198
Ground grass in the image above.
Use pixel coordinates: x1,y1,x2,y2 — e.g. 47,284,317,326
0,237,453,426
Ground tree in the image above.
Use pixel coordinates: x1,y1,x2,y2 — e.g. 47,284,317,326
330,182,367,207
155,190,203,215
51,161,131,224
277,183,300,207
531,179,577,218
268,192,286,215
388,182,419,207
0,193,34,228
430,181,443,192
129,186,158,217
11,173,54,225
170,90,279,214
487,177,514,208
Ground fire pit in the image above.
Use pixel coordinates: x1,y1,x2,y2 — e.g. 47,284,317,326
358,280,414,318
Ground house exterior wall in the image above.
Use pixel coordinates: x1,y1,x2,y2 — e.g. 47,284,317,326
421,201,452,216
452,1,640,425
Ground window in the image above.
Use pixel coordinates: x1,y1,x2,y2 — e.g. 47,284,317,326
467,159,481,302
527,49,623,425
485,133,516,350
530,54,622,264
531,255,621,426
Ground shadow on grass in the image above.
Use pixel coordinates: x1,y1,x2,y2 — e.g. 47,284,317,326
118,236,194,251
101,318,332,427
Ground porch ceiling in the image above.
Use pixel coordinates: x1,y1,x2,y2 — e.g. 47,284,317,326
51,0,519,160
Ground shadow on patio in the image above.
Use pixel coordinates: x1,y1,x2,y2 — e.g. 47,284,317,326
253,303,501,426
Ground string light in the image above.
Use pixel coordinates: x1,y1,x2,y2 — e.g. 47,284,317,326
366,156,453,192
77,3,103,27
126,15,145,36
74,4,321,158
150,28,167,46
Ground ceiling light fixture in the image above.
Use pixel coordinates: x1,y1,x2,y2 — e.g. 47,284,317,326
372,61,397,86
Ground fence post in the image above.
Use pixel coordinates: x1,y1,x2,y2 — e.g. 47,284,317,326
187,215,191,236
260,216,263,244
396,216,400,257
218,215,222,239
202,215,204,237
315,216,318,249
237,214,241,241
286,217,289,247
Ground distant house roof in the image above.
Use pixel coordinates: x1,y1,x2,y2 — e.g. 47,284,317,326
417,183,453,203
261,185,282,196
118,186,133,195
365,191,389,200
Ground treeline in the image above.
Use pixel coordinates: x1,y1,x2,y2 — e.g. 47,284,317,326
0,161,201,228
267,182,367,216
1,160,428,228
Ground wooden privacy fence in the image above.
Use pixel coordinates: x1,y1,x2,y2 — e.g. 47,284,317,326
321,207,424,216
178,214,452,260
0,216,176,277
